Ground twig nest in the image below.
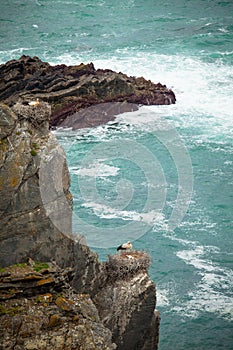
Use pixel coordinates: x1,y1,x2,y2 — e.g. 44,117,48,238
106,251,151,280
12,101,51,128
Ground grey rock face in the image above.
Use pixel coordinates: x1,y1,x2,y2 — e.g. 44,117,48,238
0,104,17,139
0,102,72,267
0,102,160,349
94,252,160,350
0,101,107,293
0,262,116,350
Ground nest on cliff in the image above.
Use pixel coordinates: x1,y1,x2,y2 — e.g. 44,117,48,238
105,251,151,281
12,102,51,127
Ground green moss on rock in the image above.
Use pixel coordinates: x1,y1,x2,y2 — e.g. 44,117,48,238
30,149,37,156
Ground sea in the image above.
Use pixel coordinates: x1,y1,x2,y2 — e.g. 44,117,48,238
1,1,233,349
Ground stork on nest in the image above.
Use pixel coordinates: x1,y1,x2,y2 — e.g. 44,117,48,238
117,241,132,252
28,98,41,107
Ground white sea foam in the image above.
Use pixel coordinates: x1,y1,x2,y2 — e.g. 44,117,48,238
114,107,176,133
92,52,233,140
70,160,119,178
156,288,170,307
48,50,233,143
82,201,164,225
176,243,233,320
155,230,233,319
183,272,233,320
156,280,182,310
177,245,220,272
0,48,39,64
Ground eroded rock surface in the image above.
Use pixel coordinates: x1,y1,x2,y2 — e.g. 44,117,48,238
94,251,160,350
0,261,115,350
0,102,72,267
0,101,160,349
0,55,176,129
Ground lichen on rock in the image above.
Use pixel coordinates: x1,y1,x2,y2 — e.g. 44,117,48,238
0,101,73,268
0,261,116,350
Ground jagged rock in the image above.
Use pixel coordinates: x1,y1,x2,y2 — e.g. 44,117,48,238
0,262,116,350
0,102,104,298
0,55,176,129
0,102,72,267
94,252,160,350
0,100,160,348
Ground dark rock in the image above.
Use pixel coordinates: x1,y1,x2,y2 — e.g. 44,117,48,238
94,251,160,350
0,55,176,129
0,98,160,348
59,101,139,130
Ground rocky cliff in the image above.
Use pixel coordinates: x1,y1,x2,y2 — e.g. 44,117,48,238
0,101,160,349
0,102,101,293
0,57,163,349
0,55,176,129
0,101,73,267
0,261,115,350
0,252,159,350
94,252,160,350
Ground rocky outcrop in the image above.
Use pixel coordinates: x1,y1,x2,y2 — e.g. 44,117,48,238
0,102,103,296
94,252,160,350
0,55,176,129
0,261,116,350
0,252,160,350
0,98,160,348
0,102,72,267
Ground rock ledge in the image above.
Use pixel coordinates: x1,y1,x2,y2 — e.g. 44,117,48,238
0,55,176,129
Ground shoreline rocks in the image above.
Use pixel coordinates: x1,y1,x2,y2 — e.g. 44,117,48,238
0,55,176,129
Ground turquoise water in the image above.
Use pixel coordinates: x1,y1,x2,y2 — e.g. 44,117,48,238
1,1,233,349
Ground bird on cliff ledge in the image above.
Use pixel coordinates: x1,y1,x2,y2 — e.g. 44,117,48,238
117,241,132,252
28,98,41,107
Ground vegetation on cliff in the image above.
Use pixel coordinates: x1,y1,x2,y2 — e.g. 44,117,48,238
0,260,115,350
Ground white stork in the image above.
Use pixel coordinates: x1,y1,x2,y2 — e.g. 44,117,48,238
117,241,132,252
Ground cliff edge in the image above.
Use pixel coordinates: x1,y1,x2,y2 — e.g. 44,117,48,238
0,77,160,348
0,261,115,350
95,252,160,349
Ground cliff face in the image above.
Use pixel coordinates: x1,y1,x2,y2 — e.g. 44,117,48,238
0,102,101,295
0,55,176,129
0,261,116,350
0,89,160,348
94,252,160,350
0,102,72,267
